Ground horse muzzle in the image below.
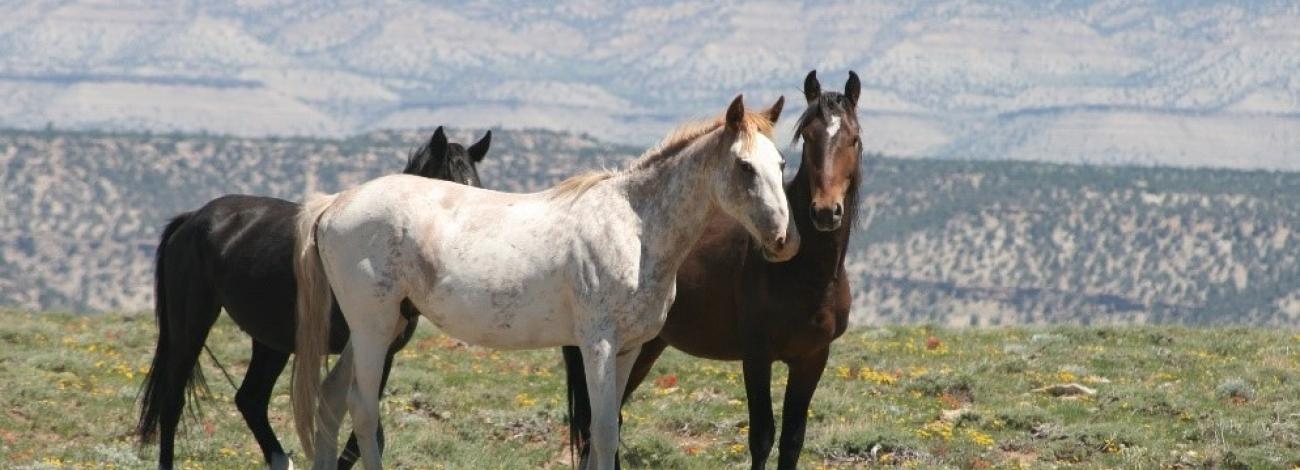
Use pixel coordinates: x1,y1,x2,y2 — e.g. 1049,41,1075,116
810,201,843,232
761,226,800,262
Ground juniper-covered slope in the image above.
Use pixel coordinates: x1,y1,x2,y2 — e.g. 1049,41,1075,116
2,129,1297,325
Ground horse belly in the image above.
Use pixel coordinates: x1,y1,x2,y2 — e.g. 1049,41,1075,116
656,280,746,361
413,277,574,350
661,325,744,361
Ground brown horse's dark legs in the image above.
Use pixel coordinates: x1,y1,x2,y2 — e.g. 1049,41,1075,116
621,336,669,403
777,347,829,470
235,341,290,466
742,356,776,469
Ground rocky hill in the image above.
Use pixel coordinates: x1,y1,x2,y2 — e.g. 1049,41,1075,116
2,128,1297,326
848,159,1300,327
0,1,1298,169
0,127,636,312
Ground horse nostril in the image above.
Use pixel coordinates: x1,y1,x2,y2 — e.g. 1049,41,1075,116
833,203,843,217
774,236,785,248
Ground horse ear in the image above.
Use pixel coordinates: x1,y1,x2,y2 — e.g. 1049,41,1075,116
725,94,745,132
765,96,785,124
845,71,860,107
803,70,821,103
430,126,449,155
468,130,491,163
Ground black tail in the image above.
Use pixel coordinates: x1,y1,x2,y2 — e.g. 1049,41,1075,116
562,345,590,467
136,213,209,444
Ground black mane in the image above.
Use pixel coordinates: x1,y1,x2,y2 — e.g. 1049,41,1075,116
791,91,855,145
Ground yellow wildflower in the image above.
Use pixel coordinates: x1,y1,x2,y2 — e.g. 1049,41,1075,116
514,393,537,407
857,367,898,385
916,420,954,441
966,429,995,447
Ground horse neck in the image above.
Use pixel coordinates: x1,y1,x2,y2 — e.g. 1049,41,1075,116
619,143,720,270
788,162,855,263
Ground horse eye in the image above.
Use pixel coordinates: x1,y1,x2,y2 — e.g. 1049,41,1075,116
739,161,755,173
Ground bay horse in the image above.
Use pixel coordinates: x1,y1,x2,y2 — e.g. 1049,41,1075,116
137,127,490,470
291,96,797,470
564,71,862,470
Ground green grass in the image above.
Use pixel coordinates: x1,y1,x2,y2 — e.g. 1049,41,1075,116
1,310,1298,469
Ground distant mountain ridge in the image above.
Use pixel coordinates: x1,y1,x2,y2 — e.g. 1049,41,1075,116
1,1,1298,169
3,128,1297,326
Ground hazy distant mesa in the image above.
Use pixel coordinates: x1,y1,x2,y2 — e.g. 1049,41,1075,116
0,1,1297,169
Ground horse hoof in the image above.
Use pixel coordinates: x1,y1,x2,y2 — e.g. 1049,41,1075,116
270,453,295,470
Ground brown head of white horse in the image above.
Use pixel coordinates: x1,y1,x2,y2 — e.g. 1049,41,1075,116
291,95,795,469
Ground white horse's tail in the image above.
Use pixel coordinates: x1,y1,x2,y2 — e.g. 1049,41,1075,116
291,192,339,459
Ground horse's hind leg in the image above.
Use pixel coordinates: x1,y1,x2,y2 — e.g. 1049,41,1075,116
338,298,403,470
236,340,291,469
157,289,220,469
338,339,401,470
776,347,829,470
313,342,355,470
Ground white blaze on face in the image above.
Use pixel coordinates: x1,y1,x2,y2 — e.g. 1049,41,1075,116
728,133,788,242
825,115,841,139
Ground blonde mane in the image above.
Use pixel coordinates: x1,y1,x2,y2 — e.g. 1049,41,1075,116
632,110,775,170
548,108,776,200
550,170,617,199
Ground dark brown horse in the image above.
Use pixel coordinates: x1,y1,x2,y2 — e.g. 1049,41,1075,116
564,70,863,469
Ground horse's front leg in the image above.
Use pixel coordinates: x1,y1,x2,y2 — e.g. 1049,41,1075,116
742,354,776,470
579,337,640,470
777,347,830,470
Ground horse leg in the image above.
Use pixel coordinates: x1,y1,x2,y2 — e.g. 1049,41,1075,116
580,336,632,470
340,301,402,470
338,319,404,470
571,336,666,468
742,355,776,470
611,344,642,470
236,340,291,469
157,291,220,470
620,336,668,404
312,342,355,469
776,347,829,470
345,336,389,469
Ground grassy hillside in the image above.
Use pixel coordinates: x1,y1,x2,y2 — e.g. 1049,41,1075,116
1,310,1297,469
